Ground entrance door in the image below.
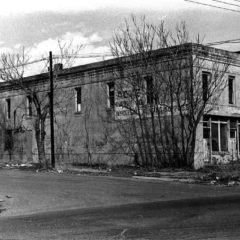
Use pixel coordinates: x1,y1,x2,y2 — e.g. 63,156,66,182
230,128,237,161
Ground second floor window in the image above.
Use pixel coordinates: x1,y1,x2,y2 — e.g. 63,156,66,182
6,98,11,119
75,87,81,112
107,82,115,109
202,72,210,102
145,76,154,105
228,76,235,104
27,96,32,116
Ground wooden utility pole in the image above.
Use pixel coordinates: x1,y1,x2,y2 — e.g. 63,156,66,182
49,51,55,168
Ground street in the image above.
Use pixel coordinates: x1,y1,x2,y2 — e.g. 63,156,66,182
0,169,239,239
0,196,240,239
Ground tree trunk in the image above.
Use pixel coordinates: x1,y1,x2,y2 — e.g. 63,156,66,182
35,117,47,168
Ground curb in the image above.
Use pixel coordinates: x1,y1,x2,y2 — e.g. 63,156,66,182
132,176,196,183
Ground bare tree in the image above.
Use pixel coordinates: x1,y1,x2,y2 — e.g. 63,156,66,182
109,15,231,168
0,40,83,167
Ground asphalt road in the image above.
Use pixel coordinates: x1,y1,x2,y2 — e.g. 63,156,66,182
0,169,239,239
0,195,240,240
0,169,240,217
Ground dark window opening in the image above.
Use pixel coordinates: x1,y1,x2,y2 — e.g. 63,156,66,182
230,120,237,139
27,96,32,116
228,76,235,104
4,129,13,151
145,76,154,105
203,128,210,139
202,72,210,102
6,99,11,119
75,87,81,112
203,120,210,139
220,123,228,151
107,82,115,109
211,123,219,151
230,129,236,138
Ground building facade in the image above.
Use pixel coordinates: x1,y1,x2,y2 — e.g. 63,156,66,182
0,43,239,169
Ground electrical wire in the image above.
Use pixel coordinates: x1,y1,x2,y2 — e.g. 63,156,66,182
184,0,240,13
210,0,240,8
206,39,240,46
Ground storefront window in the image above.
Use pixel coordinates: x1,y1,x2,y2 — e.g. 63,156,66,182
230,120,236,139
211,123,219,151
211,121,228,152
220,123,228,151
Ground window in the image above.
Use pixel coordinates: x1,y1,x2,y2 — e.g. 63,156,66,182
211,123,219,151
6,98,11,119
228,76,235,104
211,121,228,152
202,72,210,102
75,87,81,112
145,76,154,105
4,129,13,151
220,123,228,151
107,82,115,109
27,96,32,116
230,120,236,138
203,121,210,139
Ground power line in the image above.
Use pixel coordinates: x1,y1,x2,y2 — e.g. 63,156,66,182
206,38,240,46
184,0,240,13
210,0,240,8
0,53,113,70
53,53,113,59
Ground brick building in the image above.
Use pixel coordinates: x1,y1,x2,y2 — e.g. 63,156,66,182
0,43,239,169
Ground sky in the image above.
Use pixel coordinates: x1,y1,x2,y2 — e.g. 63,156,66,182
0,0,240,75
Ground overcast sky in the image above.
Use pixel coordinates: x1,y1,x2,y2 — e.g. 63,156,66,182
0,0,240,74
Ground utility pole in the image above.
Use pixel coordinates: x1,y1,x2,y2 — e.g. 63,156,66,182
49,51,55,168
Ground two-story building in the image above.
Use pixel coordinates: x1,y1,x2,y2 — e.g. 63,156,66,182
0,43,239,169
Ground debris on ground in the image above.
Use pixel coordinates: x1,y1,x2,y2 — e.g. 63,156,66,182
1,162,240,186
